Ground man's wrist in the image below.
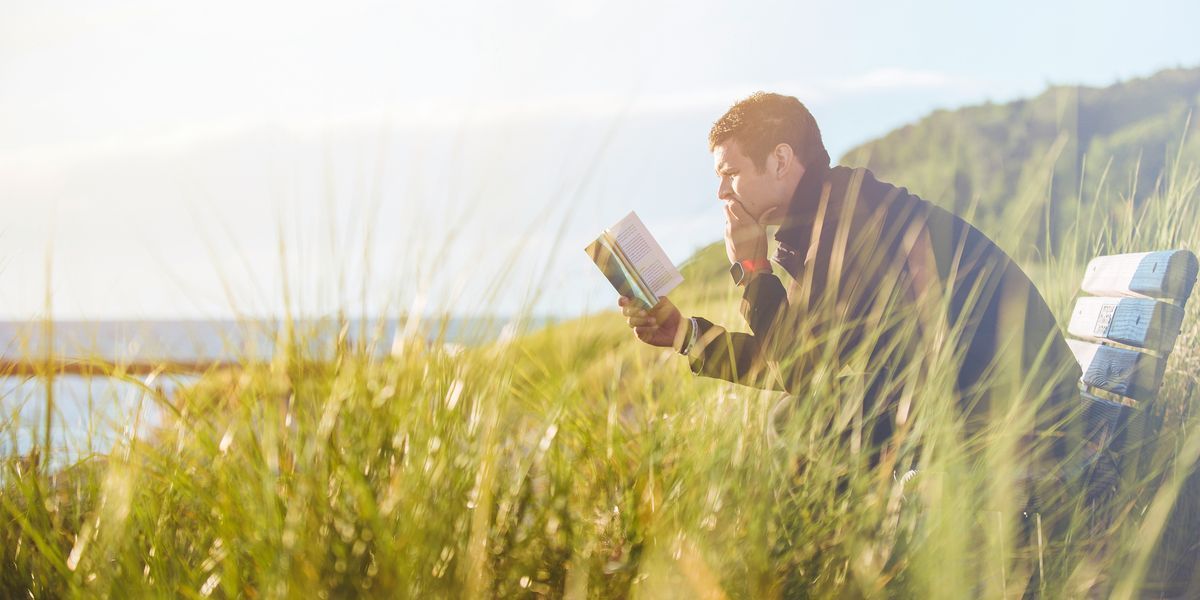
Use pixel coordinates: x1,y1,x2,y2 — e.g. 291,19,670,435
676,317,699,356
730,258,773,286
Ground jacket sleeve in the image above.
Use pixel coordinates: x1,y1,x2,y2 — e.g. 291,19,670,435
687,273,789,390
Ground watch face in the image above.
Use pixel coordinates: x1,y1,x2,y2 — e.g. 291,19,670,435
729,262,745,285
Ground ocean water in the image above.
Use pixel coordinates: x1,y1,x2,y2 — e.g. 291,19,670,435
0,316,546,468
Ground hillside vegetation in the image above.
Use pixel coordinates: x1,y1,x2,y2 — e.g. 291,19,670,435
842,66,1200,260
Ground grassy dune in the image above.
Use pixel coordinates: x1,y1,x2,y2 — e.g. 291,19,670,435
3,153,1200,598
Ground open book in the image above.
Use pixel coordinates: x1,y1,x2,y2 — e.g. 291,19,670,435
584,211,683,309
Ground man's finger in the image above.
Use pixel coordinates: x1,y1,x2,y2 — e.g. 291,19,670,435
723,201,740,223
622,304,647,318
633,326,657,341
727,199,754,222
627,315,656,327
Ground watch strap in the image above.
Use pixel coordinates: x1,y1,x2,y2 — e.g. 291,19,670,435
731,258,773,286
739,258,771,272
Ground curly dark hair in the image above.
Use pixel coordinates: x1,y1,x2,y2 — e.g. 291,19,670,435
708,92,830,173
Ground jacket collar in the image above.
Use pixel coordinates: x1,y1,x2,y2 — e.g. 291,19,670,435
774,163,832,245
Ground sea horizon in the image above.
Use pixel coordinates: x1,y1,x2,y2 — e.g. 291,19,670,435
0,314,561,468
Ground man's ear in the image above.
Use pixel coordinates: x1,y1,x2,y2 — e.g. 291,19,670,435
773,143,795,179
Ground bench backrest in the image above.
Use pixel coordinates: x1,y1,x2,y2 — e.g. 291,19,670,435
1066,249,1198,494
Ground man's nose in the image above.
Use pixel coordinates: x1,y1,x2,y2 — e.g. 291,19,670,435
717,179,734,201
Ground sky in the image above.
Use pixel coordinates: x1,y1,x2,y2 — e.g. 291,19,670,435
3,0,1200,320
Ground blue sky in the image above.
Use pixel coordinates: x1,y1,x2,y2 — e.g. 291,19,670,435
2,0,1199,319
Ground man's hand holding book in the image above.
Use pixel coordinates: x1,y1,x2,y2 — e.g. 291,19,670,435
617,295,685,350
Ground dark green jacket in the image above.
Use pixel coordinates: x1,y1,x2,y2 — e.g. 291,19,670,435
688,165,1082,458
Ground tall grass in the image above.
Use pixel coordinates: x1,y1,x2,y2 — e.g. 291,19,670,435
2,150,1199,598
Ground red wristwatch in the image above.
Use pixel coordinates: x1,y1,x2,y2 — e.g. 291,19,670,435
729,258,772,286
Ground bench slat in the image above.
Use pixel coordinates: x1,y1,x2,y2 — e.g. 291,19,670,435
1080,391,1130,495
1067,297,1186,352
1067,339,1164,403
1080,250,1199,303
1080,391,1148,450
1078,392,1158,497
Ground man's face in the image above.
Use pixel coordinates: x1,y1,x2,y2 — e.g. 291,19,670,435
712,140,791,225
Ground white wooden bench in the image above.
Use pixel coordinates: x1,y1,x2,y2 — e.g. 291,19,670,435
1065,249,1199,504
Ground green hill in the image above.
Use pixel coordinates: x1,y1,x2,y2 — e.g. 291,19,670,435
839,66,1200,258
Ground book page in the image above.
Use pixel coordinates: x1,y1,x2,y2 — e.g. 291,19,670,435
610,212,684,298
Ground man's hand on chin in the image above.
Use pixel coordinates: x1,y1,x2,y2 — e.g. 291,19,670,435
618,296,683,349
724,201,777,265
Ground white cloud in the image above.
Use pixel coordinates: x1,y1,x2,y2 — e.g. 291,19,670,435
0,68,984,174
829,68,959,92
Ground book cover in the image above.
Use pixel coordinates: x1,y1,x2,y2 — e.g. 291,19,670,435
584,212,683,309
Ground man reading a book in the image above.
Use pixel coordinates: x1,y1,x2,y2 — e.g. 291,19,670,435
618,92,1083,497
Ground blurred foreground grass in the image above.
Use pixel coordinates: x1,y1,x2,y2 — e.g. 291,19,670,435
3,156,1200,598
